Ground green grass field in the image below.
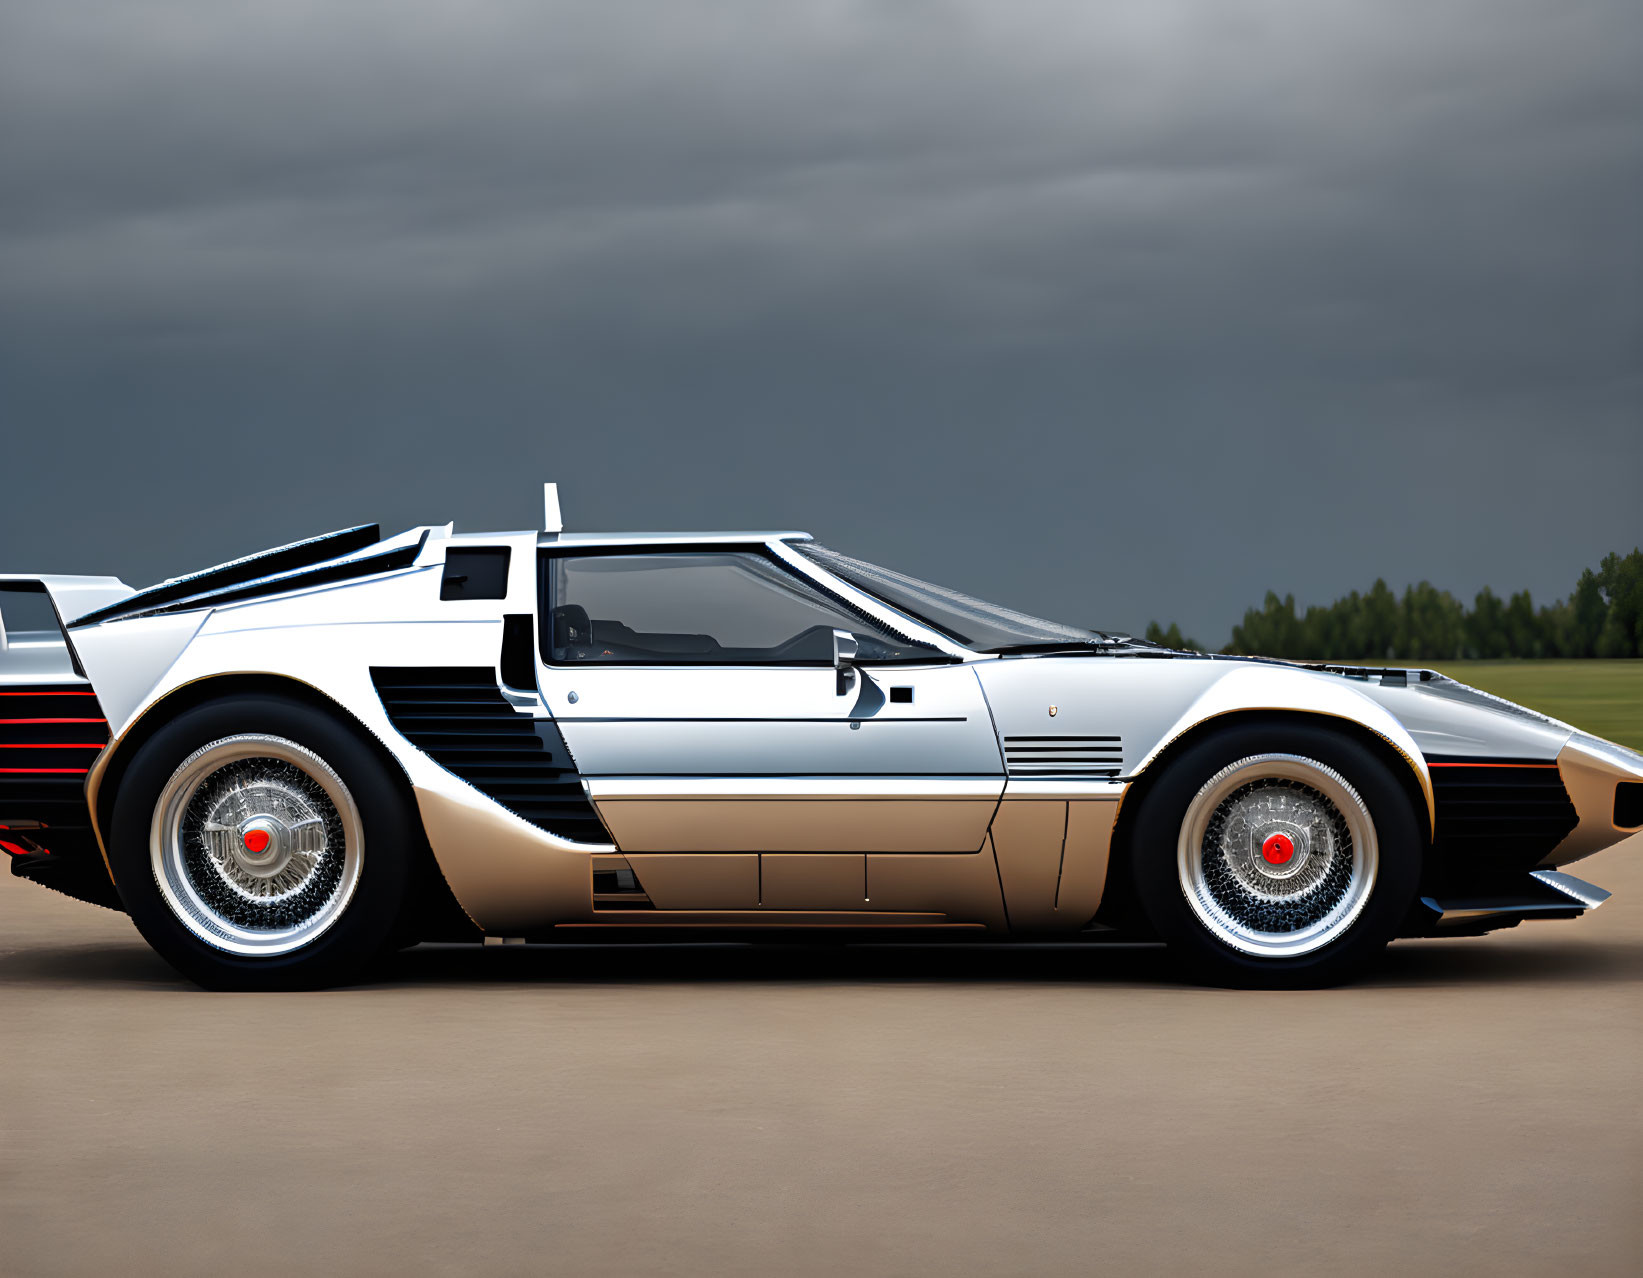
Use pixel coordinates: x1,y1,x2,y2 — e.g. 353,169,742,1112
1354,660,1643,750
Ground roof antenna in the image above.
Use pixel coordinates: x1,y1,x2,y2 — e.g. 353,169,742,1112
543,483,563,536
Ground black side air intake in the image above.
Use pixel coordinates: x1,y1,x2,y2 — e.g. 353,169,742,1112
1427,758,1579,883
499,614,537,690
371,666,608,844
1616,782,1643,831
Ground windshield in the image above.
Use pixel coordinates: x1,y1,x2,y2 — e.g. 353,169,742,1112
796,543,1106,652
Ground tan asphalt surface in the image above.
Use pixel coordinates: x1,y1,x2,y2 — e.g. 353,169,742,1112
3,839,1640,1277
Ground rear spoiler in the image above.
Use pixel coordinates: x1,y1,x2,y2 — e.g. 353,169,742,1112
0,575,133,681
0,580,125,909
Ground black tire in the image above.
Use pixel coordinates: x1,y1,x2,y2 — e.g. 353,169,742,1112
1128,723,1422,988
109,695,414,990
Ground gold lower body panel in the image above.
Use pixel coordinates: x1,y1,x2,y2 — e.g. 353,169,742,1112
418,782,1111,937
560,911,981,929
988,799,1117,932
616,849,1010,929
415,782,606,933
591,797,999,852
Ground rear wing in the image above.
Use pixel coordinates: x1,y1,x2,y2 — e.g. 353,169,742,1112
0,576,128,907
0,575,132,682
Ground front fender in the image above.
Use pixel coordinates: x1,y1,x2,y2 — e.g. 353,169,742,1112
1136,663,1434,834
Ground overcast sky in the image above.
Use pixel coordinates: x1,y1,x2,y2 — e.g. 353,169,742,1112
2,0,1638,643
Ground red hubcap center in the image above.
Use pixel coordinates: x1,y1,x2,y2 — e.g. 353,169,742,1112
243,828,271,855
1260,833,1295,865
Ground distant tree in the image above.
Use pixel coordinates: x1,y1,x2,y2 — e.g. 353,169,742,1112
1182,548,1641,659
1144,621,1202,652
1339,590,1368,656
1596,549,1643,657
1466,587,1508,658
1301,603,1335,657
1400,581,1466,660
1361,579,1399,660
1504,590,1543,658
1536,596,1573,657
1396,585,1417,657
1228,592,1305,658
1567,568,1609,657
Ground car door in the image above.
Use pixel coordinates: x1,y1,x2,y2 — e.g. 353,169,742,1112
534,546,1005,886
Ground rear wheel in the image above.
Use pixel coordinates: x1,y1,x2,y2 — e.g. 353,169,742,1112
1130,724,1421,987
110,695,413,989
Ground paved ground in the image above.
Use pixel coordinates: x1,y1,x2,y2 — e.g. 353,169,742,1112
3,840,1640,1278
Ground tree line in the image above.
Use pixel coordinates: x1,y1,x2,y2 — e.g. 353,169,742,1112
1144,548,1643,660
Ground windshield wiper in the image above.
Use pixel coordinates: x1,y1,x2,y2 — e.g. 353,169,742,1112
984,639,1114,654
984,629,1159,655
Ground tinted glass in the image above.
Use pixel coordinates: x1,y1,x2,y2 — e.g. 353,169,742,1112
545,551,942,665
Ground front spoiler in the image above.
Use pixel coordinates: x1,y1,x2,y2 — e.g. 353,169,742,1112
1414,870,1610,936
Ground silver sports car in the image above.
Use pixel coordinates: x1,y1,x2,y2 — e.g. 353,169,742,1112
4,486,1639,988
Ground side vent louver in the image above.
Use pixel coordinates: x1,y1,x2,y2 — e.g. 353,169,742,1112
1428,759,1579,879
1004,735,1124,777
371,666,609,844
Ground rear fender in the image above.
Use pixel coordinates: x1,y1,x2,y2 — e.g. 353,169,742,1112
84,555,602,931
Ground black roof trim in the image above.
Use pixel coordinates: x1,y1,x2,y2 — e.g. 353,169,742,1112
130,532,429,621
71,525,383,627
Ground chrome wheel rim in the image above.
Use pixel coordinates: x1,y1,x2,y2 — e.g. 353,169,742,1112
1177,753,1377,959
150,734,363,956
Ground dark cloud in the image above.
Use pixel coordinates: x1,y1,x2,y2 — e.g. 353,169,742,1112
2,1,1639,642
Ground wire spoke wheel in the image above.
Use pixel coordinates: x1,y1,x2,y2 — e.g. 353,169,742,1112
1177,753,1378,959
150,734,364,956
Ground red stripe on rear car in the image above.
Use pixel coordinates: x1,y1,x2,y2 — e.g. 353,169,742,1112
0,718,107,724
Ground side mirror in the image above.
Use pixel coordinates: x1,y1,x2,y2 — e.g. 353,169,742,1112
832,629,858,696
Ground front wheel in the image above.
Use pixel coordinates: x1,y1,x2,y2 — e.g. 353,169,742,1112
109,695,413,990
1129,725,1422,987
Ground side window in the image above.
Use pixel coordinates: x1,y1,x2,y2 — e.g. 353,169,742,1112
542,551,940,665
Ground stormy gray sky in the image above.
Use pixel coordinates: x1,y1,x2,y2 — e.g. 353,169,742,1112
2,0,1639,643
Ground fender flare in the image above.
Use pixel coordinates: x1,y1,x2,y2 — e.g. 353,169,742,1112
1095,704,1436,936
1128,666,1435,836
86,672,421,887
